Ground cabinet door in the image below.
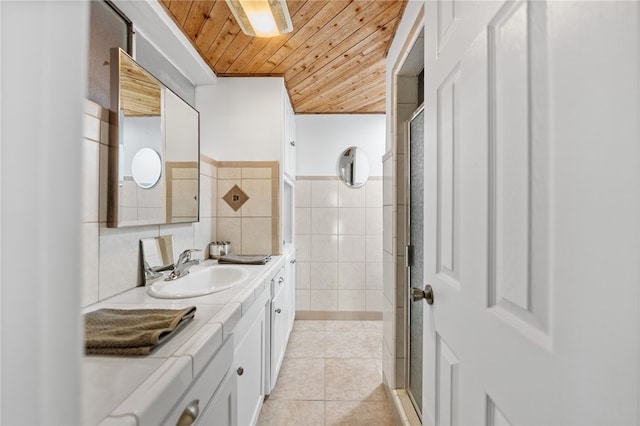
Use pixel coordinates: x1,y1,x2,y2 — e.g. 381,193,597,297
270,284,287,390
197,370,237,426
284,99,296,179
286,251,296,333
235,303,267,426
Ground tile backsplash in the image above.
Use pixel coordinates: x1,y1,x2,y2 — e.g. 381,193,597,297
81,100,218,306
81,100,283,307
295,177,383,314
216,162,280,256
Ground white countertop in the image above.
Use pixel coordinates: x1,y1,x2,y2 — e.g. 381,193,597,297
81,255,286,425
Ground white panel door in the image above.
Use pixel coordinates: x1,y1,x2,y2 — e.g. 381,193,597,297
422,1,640,424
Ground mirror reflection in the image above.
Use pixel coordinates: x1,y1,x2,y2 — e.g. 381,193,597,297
131,148,162,188
109,48,199,227
338,146,370,188
140,235,175,285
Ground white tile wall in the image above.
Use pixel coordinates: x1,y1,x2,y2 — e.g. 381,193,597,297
296,289,311,310
81,138,100,223
338,235,366,263
310,289,338,311
338,182,366,207
310,262,338,290
296,177,383,313
296,208,311,234
80,100,218,307
311,235,339,262
338,208,366,235
296,180,311,207
311,181,339,207
338,263,366,290
382,154,397,387
311,207,338,234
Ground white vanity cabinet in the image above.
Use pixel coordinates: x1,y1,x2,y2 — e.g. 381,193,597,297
162,337,236,426
285,249,296,333
268,256,296,393
269,266,288,391
195,368,236,426
92,258,299,426
233,280,271,426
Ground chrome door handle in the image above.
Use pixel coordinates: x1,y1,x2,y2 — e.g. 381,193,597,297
411,285,434,305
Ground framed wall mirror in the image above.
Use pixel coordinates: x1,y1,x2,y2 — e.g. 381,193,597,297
108,48,199,227
338,146,370,188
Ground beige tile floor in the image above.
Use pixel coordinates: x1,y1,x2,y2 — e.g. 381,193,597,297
257,320,395,426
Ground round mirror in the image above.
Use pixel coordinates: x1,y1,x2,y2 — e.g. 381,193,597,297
131,148,162,189
338,146,370,188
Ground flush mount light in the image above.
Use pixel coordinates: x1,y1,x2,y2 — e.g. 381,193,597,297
225,0,293,38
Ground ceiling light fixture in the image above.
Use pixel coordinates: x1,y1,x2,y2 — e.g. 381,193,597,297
226,0,293,38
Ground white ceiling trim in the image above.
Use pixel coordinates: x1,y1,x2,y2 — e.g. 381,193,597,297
112,0,217,86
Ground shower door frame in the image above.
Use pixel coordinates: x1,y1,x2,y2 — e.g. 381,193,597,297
405,104,425,419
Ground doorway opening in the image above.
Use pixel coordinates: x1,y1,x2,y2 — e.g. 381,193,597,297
391,23,424,422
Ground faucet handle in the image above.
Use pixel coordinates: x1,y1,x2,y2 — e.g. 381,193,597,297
178,248,202,262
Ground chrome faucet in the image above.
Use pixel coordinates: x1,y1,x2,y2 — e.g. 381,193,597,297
165,249,201,281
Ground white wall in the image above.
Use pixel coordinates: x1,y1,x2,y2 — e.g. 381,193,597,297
1,1,88,423
294,114,386,316
296,115,385,177
197,78,285,161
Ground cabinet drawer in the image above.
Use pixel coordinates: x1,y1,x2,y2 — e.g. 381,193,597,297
163,337,234,425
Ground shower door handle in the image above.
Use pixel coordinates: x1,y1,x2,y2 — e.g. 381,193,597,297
411,285,434,305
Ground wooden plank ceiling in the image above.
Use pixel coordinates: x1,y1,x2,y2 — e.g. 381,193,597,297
159,0,407,113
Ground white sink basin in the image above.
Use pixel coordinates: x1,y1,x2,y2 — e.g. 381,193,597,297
147,264,250,299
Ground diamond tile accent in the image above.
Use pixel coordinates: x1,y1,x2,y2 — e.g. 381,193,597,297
223,184,249,211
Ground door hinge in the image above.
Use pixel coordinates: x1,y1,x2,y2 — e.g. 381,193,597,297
405,244,413,268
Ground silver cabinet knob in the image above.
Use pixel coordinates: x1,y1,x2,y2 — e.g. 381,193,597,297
275,308,282,314
411,285,434,305
237,366,244,376
290,258,296,264
278,277,284,284
176,399,199,426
